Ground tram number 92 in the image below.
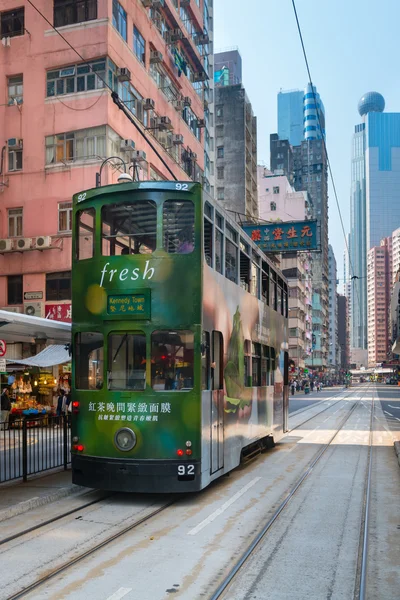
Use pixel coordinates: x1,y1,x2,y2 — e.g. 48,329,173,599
177,464,195,480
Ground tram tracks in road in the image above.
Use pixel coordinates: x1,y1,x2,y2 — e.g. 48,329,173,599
209,385,374,600
0,492,113,547
5,499,177,600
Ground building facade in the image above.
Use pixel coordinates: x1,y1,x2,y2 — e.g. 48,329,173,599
214,48,242,87
367,238,391,366
337,294,349,371
292,139,329,371
303,83,325,141
350,92,400,358
257,167,313,373
277,89,303,147
0,0,213,345
328,245,338,369
215,84,257,218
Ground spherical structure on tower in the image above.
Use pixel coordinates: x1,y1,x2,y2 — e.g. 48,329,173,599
358,92,385,117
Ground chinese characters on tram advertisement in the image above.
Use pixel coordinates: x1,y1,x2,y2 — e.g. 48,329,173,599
242,220,318,253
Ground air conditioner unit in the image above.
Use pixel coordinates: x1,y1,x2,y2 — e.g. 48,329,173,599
173,99,184,111
117,67,131,82
0,239,13,252
121,139,136,151
15,238,31,251
193,71,208,82
35,236,51,249
8,138,22,149
156,116,173,131
24,302,44,318
194,33,209,45
183,96,191,107
173,134,184,145
189,151,197,160
170,29,183,42
1,37,11,48
1,306,21,313
132,150,147,162
196,118,206,128
144,98,155,110
150,50,163,64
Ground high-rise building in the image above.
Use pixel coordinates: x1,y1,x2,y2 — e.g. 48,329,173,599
337,294,350,371
391,227,400,284
257,167,313,373
215,84,258,217
350,92,400,356
328,245,338,369
273,83,329,371
292,139,329,371
277,84,325,147
277,89,304,146
303,83,325,141
214,48,242,87
367,238,392,366
0,0,213,350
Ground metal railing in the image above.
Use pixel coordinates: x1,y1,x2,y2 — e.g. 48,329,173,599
0,414,71,484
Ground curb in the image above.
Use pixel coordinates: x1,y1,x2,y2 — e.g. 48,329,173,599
395,441,400,468
0,484,87,523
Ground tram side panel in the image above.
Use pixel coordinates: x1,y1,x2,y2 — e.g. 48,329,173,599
201,265,287,487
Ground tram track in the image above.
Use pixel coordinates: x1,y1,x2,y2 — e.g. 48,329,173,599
209,385,374,600
289,386,361,432
5,499,177,600
0,492,113,547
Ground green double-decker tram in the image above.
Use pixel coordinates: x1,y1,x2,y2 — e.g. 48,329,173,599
72,181,289,492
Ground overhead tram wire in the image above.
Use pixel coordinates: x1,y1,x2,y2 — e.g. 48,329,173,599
25,0,178,181
290,0,363,316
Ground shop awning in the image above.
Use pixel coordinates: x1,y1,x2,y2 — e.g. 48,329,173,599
7,345,71,368
0,310,71,344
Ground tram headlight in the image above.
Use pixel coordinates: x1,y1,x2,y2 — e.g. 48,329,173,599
114,428,137,452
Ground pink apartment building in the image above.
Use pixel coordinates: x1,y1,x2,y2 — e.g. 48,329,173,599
367,238,391,366
0,0,213,352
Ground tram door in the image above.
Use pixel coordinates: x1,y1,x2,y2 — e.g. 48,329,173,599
283,351,289,432
211,331,224,474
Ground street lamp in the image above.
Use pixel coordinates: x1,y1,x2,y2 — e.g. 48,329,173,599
96,157,132,187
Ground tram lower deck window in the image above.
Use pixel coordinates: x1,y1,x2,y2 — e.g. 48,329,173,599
151,330,194,390
108,333,146,390
75,332,104,390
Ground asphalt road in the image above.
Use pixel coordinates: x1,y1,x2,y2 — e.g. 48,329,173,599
289,386,345,413
376,383,400,432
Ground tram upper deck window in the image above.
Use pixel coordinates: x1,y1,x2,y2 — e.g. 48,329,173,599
76,209,95,260
151,330,194,391
75,332,103,390
102,201,156,256
108,333,146,390
251,254,260,298
270,270,277,310
240,240,251,292
163,200,194,254
204,217,213,266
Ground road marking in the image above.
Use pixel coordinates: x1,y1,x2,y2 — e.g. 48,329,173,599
384,411,393,417
396,417,400,422
105,588,132,600
188,477,262,536
388,405,400,410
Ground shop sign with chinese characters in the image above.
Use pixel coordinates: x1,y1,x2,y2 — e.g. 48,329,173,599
45,303,72,322
89,401,171,423
107,293,150,318
242,220,318,253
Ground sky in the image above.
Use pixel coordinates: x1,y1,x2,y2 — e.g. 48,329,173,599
214,0,400,285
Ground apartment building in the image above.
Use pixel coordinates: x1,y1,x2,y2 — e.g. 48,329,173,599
257,166,313,372
0,0,213,345
367,238,391,366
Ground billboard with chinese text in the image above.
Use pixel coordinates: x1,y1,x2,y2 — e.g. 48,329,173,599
242,220,318,253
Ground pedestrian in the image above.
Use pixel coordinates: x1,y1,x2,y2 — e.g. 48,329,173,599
291,381,295,395
316,382,320,392
1,387,11,431
310,381,314,392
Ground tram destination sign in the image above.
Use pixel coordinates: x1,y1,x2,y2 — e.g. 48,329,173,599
107,293,150,318
242,220,318,253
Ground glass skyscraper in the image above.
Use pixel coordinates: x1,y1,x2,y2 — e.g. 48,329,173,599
350,92,400,352
278,85,325,146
